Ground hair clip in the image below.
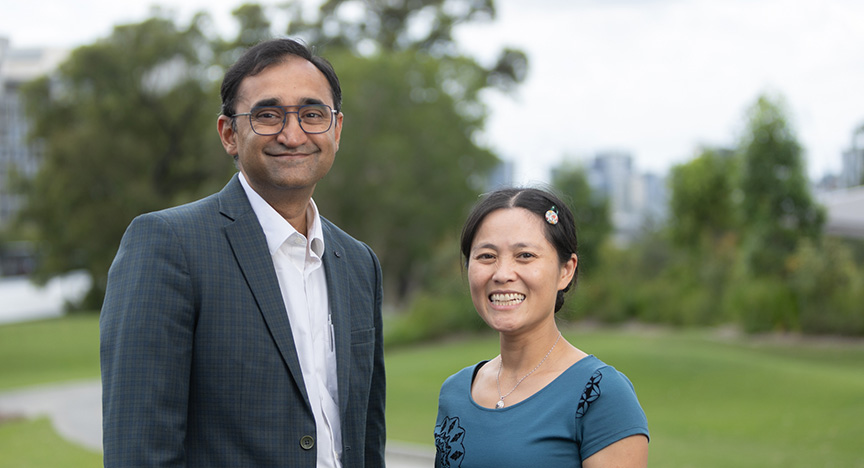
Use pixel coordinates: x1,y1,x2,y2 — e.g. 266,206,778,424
545,206,559,225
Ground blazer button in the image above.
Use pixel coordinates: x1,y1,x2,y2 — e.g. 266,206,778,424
300,435,315,450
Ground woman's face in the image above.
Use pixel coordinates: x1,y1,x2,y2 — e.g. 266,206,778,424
467,208,577,335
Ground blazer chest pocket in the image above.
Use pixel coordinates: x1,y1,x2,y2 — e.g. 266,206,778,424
351,327,375,346
348,327,376,389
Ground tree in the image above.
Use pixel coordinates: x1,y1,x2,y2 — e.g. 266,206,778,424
550,162,612,274
313,0,495,53
15,0,526,309
313,49,499,303
667,147,738,249
15,13,234,308
281,0,526,303
737,94,825,277
286,0,527,90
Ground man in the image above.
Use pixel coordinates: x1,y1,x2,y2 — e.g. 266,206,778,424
100,38,386,467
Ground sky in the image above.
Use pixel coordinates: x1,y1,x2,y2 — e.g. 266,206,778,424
3,0,863,185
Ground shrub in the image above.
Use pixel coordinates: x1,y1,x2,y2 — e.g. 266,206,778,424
722,277,798,333
790,238,864,335
384,278,485,347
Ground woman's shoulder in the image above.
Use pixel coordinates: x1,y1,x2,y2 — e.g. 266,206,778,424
561,354,608,382
441,360,489,388
569,356,650,458
562,356,639,398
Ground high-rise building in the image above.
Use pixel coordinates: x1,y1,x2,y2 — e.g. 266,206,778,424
840,126,864,189
585,151,667,243
485,158,515,190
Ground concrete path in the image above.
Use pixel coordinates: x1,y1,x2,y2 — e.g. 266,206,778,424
0,379,435,467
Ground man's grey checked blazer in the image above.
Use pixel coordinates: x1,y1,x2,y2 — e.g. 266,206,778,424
100,174,386,467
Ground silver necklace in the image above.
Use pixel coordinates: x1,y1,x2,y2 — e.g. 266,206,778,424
495,333,561,409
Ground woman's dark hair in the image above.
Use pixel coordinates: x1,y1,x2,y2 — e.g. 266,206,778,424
460,187,578,313
220,38,342,117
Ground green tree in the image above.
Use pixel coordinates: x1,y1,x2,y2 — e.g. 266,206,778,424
550,161,612,274
737,94,825,277
15,0,525,310
15,13,233,308
287,0,527,90
210,3,275,69
668,147,738,249
281,0,526,303
646,148,742,326
314,49,499,303
312,0,495,52
789,238,864,335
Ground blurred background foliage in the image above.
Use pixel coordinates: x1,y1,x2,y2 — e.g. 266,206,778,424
5,0,864,341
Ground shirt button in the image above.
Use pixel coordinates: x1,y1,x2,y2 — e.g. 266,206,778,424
300,435,315,450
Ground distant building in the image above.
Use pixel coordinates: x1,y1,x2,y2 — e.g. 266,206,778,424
814,173,841,193
840,126,864,189
485,158,515,190
818,186,864,239
636,171,668,225
585,151,667,243
587,151,633,215
813,126,864,239
0,38,68,230
0,38,68,276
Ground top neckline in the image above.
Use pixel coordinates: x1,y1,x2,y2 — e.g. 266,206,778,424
468,354,597,411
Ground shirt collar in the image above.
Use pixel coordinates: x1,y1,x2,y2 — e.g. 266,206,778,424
238,172,325,257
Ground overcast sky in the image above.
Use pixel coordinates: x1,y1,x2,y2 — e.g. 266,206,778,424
3,0,863,184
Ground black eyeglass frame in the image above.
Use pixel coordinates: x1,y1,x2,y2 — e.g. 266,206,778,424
232,104,339,135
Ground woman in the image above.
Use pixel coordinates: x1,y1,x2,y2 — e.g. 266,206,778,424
434,188,649,468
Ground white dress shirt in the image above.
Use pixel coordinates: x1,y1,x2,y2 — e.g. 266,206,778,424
239,174,342,468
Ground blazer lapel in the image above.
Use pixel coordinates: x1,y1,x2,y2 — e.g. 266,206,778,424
321,222,353,415
218,175,310,404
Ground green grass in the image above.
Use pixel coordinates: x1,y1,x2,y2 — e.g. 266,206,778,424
0,315,100,391
0,316,102,466
2,316,864,467
386,327,864,467
0,417,102,467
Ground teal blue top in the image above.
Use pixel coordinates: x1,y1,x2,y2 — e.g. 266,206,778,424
434,355,649,468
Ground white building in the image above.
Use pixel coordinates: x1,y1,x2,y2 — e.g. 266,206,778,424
818,186,864,239
840,126,864,189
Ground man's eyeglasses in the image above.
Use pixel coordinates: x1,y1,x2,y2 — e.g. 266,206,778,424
232,104,338,135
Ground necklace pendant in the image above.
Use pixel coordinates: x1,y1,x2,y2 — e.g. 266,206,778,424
495,399,505,409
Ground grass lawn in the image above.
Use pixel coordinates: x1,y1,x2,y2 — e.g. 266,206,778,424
0,417,102,467
0,315,102,466
0,315,100,391
386,326,864,468
2,316,864,467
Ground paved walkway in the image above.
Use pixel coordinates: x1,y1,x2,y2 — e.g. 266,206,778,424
0,379,435,467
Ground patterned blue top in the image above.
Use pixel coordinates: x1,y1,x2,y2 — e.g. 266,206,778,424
434,355,649,468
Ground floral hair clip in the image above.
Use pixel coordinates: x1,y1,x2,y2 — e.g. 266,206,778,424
545,206,559,225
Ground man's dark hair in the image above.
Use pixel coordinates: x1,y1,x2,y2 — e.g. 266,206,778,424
220,38,342,117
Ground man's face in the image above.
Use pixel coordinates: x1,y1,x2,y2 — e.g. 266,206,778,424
218,56,343,199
